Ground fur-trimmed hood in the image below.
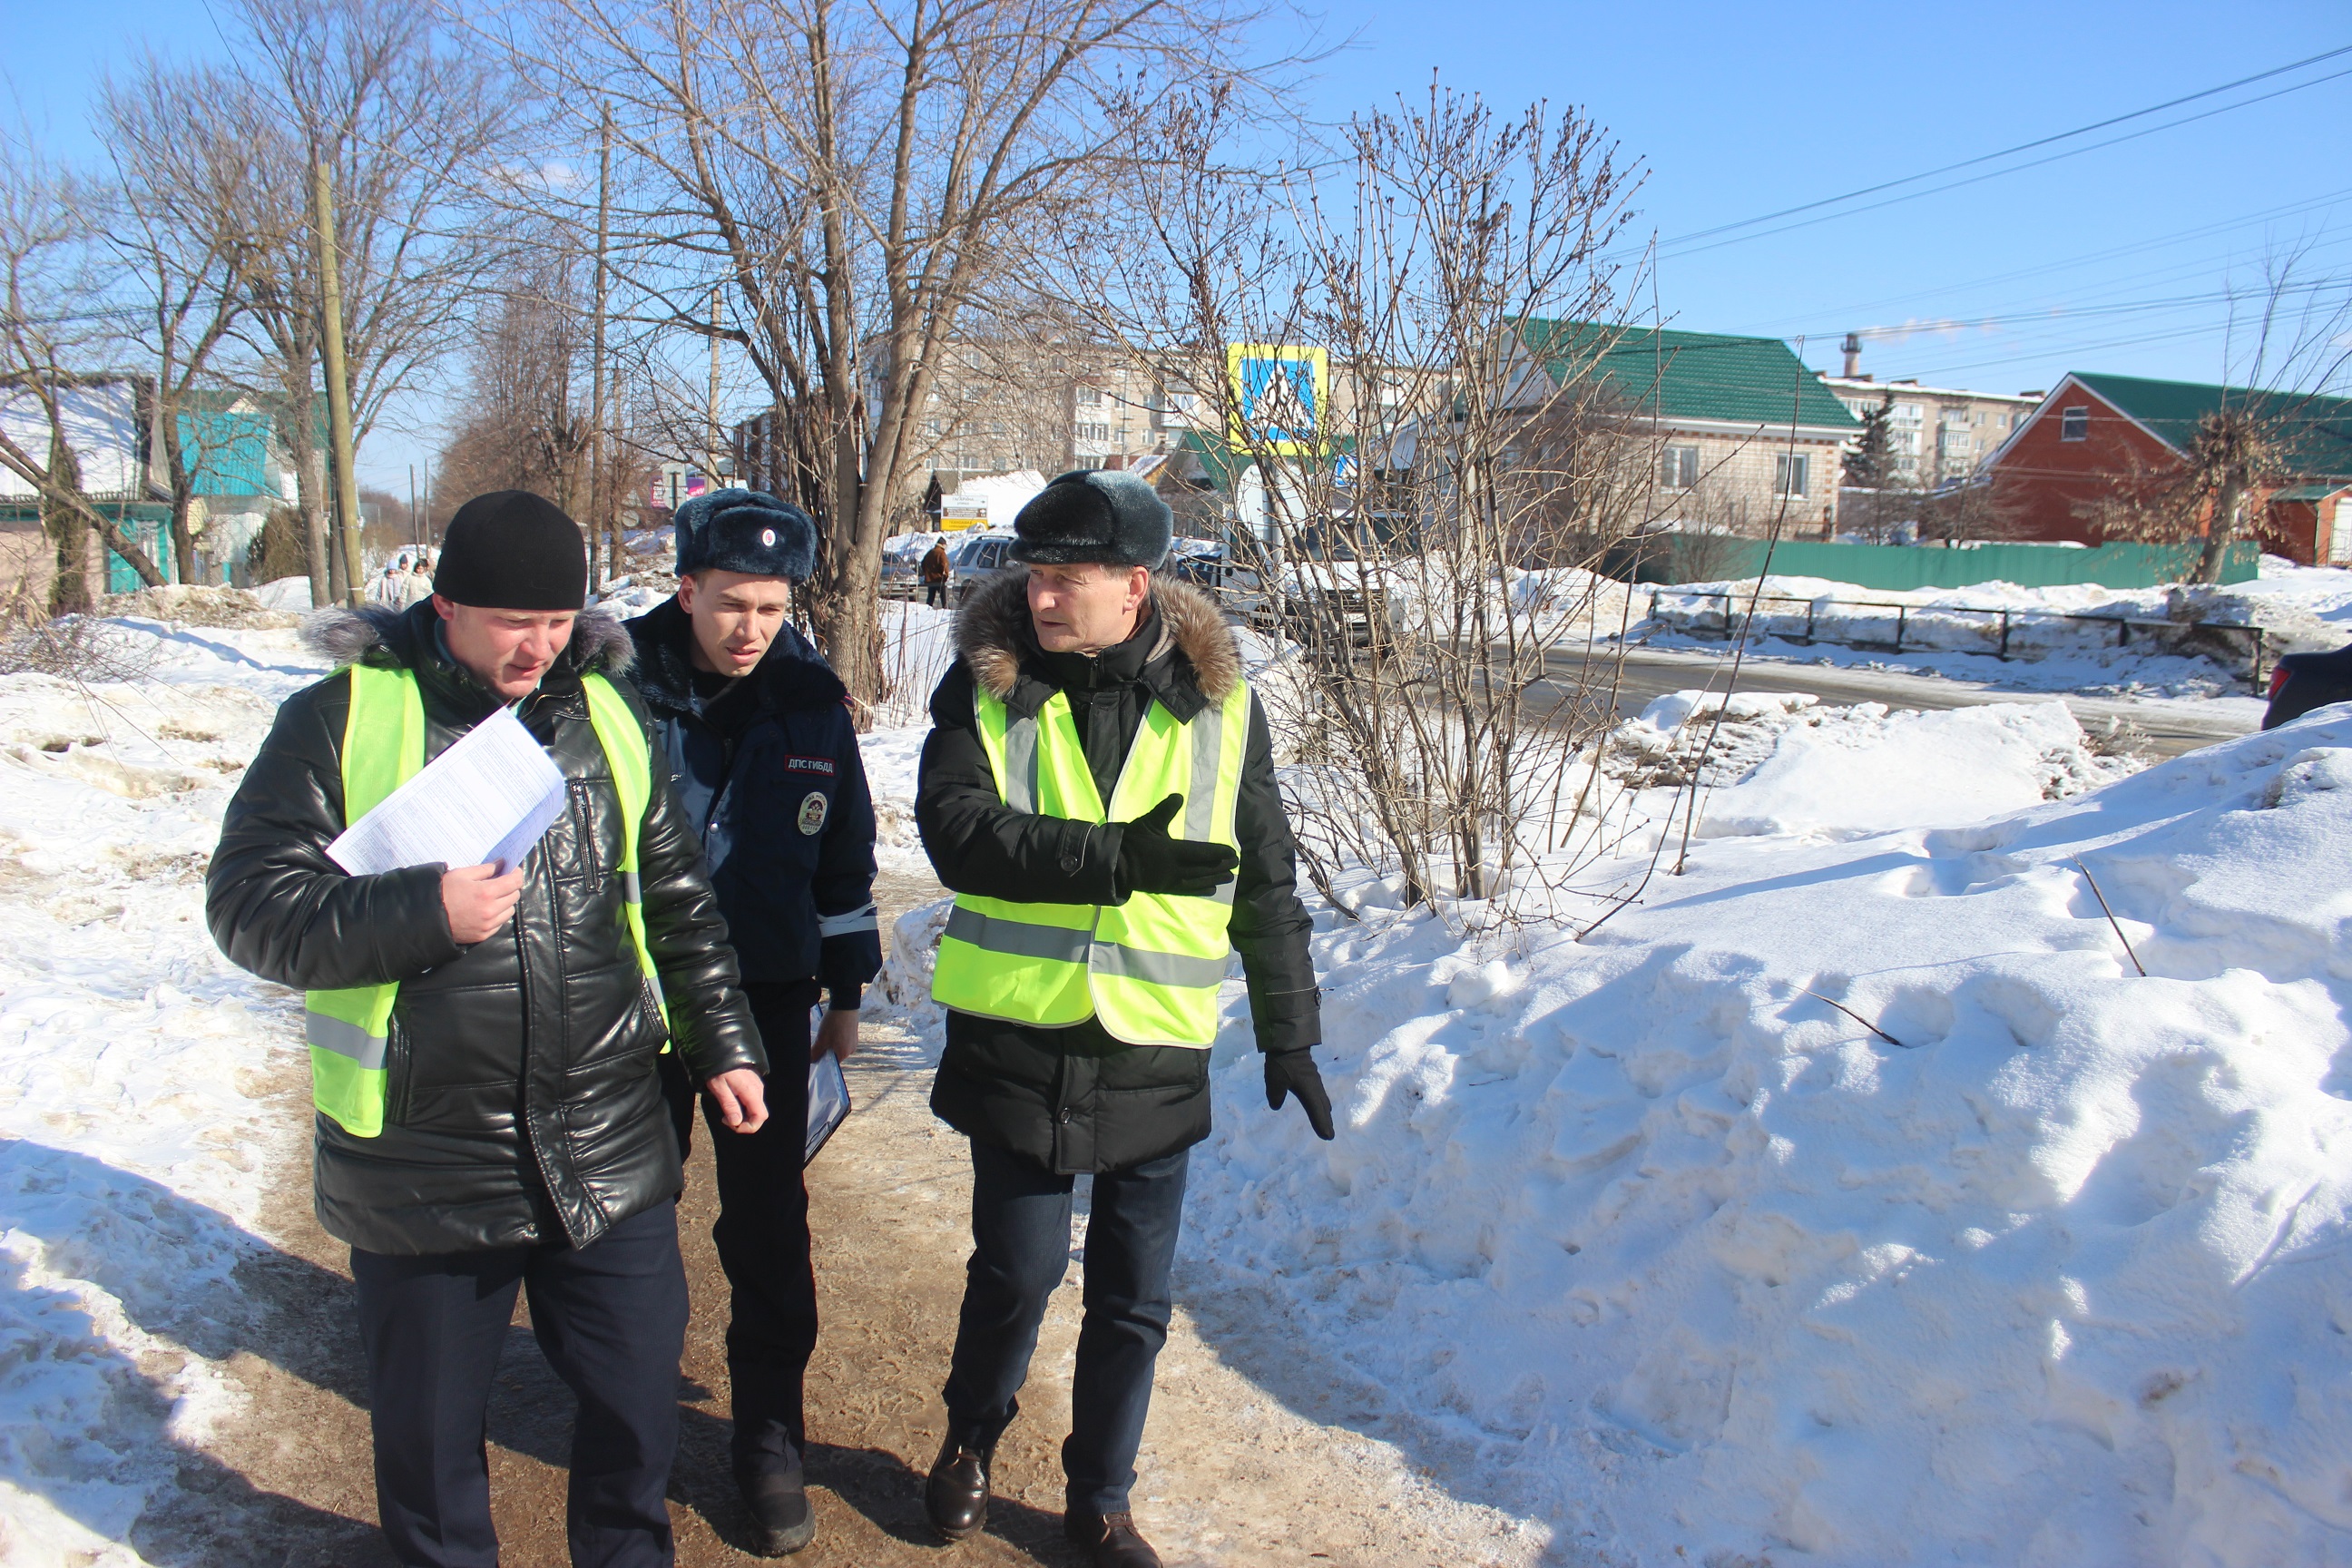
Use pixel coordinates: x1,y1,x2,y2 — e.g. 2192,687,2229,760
953,568,1240,711
300,600,636,679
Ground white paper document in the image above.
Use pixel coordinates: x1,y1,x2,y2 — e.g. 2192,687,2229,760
806,1050,850,1166
328,706,570,877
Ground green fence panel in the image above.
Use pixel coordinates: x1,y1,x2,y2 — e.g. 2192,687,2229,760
1606,535,2259,592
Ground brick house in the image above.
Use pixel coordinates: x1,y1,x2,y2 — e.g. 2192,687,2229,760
1982,371,2352,564
1510,320,1862,537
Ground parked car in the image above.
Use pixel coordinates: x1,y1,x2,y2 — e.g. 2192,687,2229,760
2262,642,2352,729
949,530,1020,603
879,533,943,599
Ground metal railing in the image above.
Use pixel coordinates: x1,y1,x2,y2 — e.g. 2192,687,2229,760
1645,590,2269,684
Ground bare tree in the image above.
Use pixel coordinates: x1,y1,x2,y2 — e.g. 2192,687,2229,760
2079,255,2352,583
500,0,1282,716
1063,85,1655,921
436,240,596,512
0,135,167,611
222,0,518,605
102,59,266,587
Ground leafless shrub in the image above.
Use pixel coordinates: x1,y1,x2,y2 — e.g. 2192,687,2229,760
1061,86,1665,928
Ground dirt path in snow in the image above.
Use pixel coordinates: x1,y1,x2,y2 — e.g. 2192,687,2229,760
129,863,1539,1568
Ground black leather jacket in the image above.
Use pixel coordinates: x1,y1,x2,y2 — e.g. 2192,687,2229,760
206,601,764,1255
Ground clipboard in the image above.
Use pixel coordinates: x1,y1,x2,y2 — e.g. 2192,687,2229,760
806,1050,850,1166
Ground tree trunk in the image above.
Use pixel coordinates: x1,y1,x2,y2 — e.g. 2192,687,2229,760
42,432,90,616
172,495,199,585
2197,472,2244,584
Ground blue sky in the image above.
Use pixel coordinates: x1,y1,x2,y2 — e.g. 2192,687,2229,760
13,1,2351,486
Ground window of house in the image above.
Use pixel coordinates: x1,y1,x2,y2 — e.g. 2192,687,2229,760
2061,407,2089,441
1774,453,1809,496
1077,422,1112,442
1076,387,1103,407
1659,445,1700,490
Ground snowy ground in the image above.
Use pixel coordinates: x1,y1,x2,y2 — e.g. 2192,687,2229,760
11,583,2351,1565
881,680,2352,1565
0,617,321,1563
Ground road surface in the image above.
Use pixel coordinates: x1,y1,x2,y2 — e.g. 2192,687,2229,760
1537,644,2262,759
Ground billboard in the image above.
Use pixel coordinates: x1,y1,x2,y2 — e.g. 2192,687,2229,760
1226,344,1327,455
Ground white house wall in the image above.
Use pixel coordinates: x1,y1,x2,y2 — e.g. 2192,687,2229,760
0,385,146,501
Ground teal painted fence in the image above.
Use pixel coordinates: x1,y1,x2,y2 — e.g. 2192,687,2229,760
1605,535,2259,591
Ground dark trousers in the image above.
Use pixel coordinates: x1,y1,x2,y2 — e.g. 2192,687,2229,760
350,1202,690,1568
662,980,819,1476
942,1140,1189,1515
924,580,947,608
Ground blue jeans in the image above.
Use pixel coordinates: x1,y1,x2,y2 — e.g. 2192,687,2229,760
943,1140,1189,1515
350,1202,690,1568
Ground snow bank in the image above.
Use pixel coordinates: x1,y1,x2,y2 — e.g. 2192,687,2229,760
1186,710,2352,1565
1619,692,2127,841
0,622,322,1563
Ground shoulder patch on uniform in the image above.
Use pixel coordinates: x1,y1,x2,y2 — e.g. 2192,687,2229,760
798,790,829,835
784,755,838,776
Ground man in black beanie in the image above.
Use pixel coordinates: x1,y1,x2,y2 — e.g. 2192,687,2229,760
914,469,1331,1568
207,488,770,1568
626,488,881,1555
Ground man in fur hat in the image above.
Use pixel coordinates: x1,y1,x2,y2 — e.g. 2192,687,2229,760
207,491,769,1568
913,469,1333,1568
626,488,881,1555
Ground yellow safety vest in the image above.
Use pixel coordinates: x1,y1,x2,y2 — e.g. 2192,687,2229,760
304,663,664,1137
930,678,1251,1047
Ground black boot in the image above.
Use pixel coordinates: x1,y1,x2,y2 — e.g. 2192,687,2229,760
738,1466,815,1556
925,1428,998,1541
1064,1508,1163,1568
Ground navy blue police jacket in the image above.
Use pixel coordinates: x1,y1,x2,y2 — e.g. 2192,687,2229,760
625,596,882,1004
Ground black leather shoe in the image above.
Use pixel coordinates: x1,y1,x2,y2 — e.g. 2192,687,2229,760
739,1467,815,1556
925,1430,996,1541
1063,1508,1163,1568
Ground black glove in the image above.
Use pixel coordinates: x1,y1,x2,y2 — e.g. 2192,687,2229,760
1114,793,1240,897
1264,1048,1335,1140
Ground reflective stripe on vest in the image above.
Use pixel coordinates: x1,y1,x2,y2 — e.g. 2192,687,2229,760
304,665,663,1138
929,676,1251,1047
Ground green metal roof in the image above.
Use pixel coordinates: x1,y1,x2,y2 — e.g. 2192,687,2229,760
2273,481,2351,501
2072,372,2352,480
1518,318,1861,431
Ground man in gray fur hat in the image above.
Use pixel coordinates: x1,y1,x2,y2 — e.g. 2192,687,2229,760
913,469,1332,1568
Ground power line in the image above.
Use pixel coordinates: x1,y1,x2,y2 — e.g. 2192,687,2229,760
1655,62,2352,263
1651,42,2352,254
1738,186,2352,338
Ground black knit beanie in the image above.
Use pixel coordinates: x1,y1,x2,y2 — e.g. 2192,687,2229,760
433,491,588,610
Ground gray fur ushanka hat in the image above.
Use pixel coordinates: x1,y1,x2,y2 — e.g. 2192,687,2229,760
1009,469,1171,569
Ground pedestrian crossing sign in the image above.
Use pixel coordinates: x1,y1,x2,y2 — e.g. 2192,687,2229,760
1226,345,1327,456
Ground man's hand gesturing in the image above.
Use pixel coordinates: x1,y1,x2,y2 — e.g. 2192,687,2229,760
441,862,524,944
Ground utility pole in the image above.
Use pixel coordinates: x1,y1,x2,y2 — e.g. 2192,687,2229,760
408,464,419,549
709,285,723,489
592,105,614,583
314,162,365,606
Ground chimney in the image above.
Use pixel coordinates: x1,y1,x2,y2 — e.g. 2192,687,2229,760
1841,331,1862,378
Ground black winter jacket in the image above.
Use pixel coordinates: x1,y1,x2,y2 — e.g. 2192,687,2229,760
916,570,1319,1173
205,601,765,1256
625,598,881,1004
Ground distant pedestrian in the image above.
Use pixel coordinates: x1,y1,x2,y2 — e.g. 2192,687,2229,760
626,488,882,1556
914,469,1332,1568
921,536,951,608
206,490,769,1568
